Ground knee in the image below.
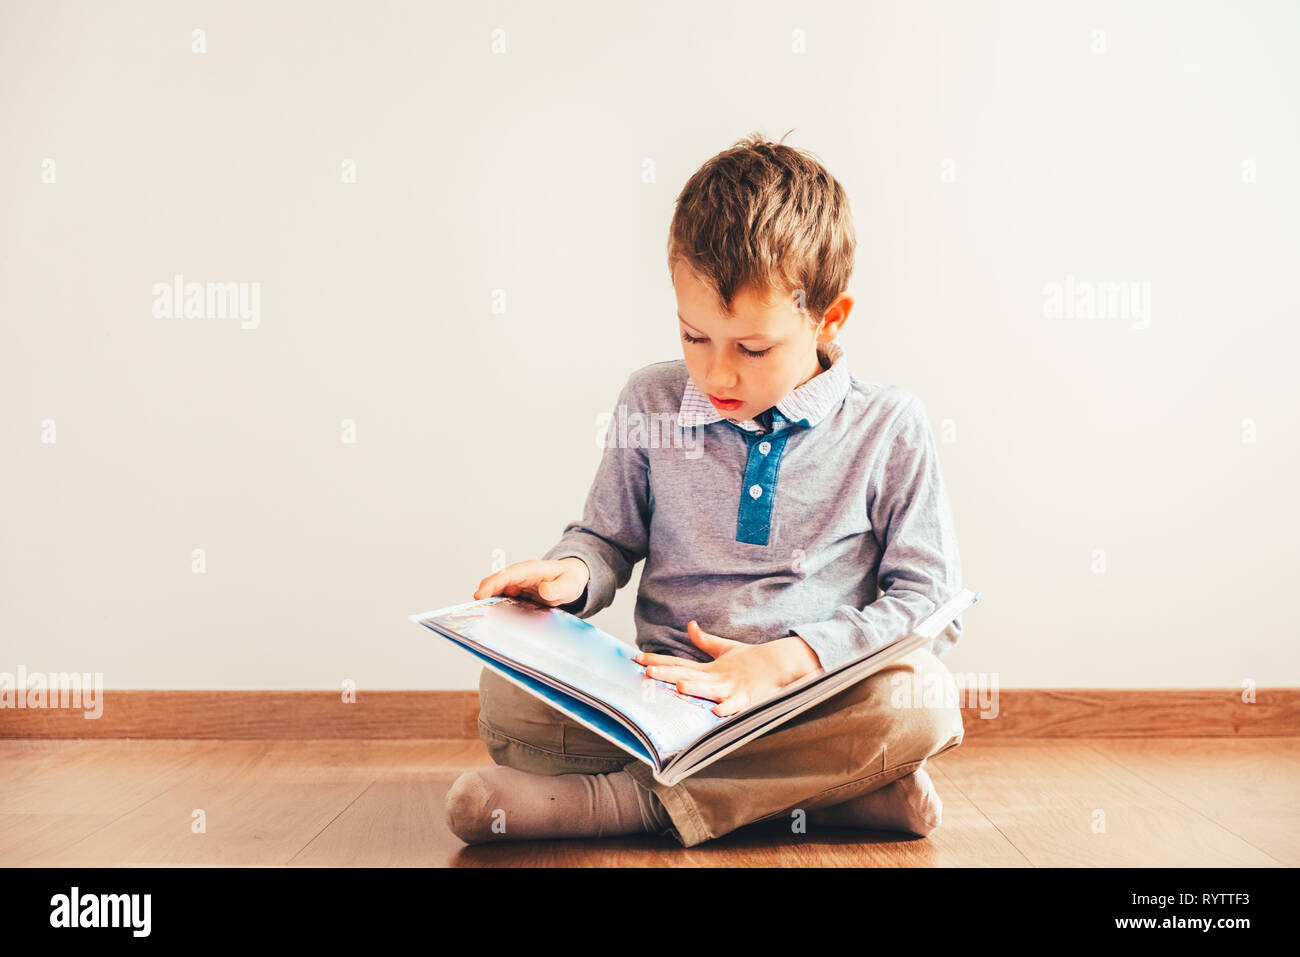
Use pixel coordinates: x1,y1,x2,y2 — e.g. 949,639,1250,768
882,650,966,763
475,666,565,755
476,666,517,736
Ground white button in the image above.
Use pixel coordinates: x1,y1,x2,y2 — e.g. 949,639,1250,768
758,441,771,455
749,484,762,499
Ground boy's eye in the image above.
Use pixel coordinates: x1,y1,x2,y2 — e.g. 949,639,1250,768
680,331,773,359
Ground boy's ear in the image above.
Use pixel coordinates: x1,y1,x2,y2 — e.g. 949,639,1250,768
819,295,853,338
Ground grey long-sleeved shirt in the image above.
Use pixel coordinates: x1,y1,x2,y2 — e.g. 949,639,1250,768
540,340,964,672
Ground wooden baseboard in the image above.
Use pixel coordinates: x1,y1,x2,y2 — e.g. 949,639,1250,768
0,692,477,740
1,689,1297,739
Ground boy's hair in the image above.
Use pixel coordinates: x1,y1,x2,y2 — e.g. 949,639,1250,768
667,129,856,324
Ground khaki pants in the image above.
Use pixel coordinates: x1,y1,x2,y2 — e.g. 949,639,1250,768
475,646,967,848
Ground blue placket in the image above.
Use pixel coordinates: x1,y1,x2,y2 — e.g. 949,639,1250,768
730,407,799,546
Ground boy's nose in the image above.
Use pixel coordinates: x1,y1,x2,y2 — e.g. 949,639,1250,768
705,366,739,394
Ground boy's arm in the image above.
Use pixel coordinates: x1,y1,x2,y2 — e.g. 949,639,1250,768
789,395,963,672
541,376,651,619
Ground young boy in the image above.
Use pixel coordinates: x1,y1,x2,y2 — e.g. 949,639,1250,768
446,132,967,848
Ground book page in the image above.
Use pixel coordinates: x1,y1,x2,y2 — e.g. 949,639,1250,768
417,597,727,757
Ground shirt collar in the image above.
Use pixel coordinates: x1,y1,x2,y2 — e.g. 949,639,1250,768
676,340,851,431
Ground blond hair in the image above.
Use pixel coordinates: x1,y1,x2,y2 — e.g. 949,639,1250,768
667,130,856,324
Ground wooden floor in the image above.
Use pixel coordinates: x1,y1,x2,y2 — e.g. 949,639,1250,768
2,737,1296,867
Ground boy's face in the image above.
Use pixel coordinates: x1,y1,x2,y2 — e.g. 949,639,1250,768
673,262,851,422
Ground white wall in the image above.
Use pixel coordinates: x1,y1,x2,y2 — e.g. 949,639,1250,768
2,0,1296,690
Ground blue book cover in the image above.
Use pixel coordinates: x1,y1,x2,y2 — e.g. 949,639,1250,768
410,595,730,772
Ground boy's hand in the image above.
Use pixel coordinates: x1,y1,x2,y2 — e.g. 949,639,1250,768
473,557,590,607
632,621,825,717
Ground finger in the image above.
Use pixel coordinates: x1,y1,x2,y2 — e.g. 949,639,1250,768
712,693,749,717
635,651,706,667
534,579,561,603
688,620,725,642
475,562,543,599
474,574,508,599
643,665,710,684
686,621,727,657
673,679,728,703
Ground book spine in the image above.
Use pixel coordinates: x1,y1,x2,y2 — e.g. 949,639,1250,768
914,587,980,641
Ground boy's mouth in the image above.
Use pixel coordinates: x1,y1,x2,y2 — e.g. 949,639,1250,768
708,395,742,410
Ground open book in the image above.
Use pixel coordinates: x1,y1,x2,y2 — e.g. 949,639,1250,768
410,588,981,787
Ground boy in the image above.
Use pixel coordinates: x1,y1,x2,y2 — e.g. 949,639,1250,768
446,132,967,848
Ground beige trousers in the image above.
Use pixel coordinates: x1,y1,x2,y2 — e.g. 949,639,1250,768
475,646,966,848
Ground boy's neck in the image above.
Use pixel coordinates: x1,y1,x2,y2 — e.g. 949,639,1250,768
797,343,831,387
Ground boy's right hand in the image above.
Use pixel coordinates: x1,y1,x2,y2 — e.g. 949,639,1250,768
473,557,590,607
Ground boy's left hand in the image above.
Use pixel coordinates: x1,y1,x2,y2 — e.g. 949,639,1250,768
632,621,824,717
